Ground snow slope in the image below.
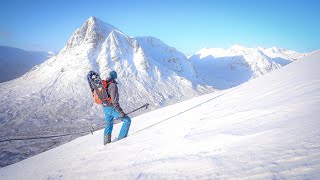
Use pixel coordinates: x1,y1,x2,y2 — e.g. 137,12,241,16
0,46,54,82
190,45,308,89
0,17,213,167
1,50,319,179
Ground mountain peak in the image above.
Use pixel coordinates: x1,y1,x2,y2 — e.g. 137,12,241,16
64,17,117,50
85,16,99,27
85,16,108,28
87,16,97,23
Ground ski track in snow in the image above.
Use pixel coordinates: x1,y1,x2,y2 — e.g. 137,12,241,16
0,51,319,179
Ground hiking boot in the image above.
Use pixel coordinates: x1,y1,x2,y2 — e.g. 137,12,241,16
104,134,111,145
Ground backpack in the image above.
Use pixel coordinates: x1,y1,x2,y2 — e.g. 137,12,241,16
93,80,112,104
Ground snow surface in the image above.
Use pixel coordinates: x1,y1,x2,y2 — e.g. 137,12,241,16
0,16,312,169
0,17,214,167
190,45,308,89
0,46,54,82
1,50,319,179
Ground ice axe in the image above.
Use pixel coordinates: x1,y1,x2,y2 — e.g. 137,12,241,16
126,103,149,115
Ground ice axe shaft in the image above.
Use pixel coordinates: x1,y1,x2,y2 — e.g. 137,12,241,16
126,103,149,115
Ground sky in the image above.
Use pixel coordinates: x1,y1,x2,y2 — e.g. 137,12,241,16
0,0,319,56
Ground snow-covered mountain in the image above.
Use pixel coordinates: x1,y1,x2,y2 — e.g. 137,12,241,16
0,17,213,167
0,46,55,82
1,50,319,179
0,16,314,168
189,45,308,89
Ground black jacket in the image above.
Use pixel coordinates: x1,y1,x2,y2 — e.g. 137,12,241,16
105,79,123,114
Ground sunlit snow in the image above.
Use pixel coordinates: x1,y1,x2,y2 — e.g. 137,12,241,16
1,50,319,179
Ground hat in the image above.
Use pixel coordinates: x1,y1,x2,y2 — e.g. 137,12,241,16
109,70,117,79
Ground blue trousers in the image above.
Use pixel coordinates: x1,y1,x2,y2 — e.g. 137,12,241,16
103,106,131,140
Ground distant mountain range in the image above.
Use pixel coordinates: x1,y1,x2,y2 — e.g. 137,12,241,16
0,46,56,82
190,45,309,89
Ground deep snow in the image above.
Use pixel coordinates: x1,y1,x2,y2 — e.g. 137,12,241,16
0,50,319,179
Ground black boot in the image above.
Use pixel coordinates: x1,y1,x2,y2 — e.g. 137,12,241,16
104,134,111,145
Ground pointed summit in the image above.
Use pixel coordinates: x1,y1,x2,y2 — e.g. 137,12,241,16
64,16,117,50
85,16,115,30
87,16,97,23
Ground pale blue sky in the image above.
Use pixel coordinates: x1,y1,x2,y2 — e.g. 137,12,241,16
0,0,319,55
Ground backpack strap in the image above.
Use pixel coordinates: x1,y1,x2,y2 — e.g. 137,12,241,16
101,80,112,103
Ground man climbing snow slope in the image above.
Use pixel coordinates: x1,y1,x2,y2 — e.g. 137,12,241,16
90,70,131,145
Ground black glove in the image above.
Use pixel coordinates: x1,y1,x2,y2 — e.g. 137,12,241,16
91,88,94,97
119,111,126,118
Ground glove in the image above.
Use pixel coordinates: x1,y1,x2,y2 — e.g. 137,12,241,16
119,111,126,118
91,89,94,97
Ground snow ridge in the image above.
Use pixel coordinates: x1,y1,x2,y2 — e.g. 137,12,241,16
190,45,308,89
